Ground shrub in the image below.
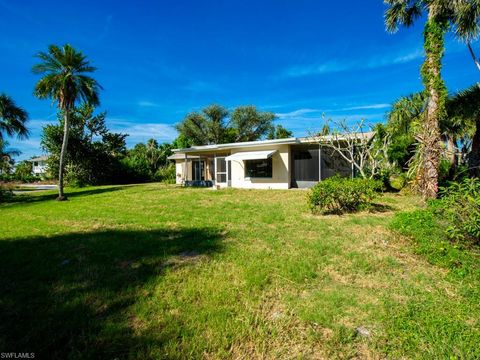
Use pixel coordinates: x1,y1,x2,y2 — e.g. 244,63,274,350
308,176,383,214
154,163,176,184
432,178,480,244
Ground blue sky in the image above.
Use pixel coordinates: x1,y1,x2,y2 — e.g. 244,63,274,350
1,0,478,160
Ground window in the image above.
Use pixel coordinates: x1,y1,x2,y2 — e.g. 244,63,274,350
245,158,272,178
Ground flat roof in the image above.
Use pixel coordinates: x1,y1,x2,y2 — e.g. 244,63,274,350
29,155,49,162
173,133,374,154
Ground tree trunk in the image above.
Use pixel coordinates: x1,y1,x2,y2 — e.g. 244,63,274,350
446,135,456,166
470,118,480,176
57,110,70,201
417,14,446,199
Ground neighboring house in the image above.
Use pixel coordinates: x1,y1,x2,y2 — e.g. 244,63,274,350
168,135,372,189
29,156,49,177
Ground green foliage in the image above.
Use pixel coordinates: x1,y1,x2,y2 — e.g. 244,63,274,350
0,93,29,141
308,176,383,214
122,139,174,182
14,161,34,181
267,124,293,139
434,178,480,243
392,178,480,276
176,104,279,145
41,105,128,186
154,163,176,184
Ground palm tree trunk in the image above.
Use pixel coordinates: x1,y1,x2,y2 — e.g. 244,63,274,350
470,119,480,176
417,14,446,199
57,110,70,200
445,135,456,166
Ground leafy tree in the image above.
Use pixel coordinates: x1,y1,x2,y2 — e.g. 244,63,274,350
41,105,127,186
267,124,294,139
14,160,33,180
176,104,276,145
385,1,458,198
176,104,230,145
171,134,192,149
33,44,101,200
0,93,28,141
124,139,173,180
229,106,276,142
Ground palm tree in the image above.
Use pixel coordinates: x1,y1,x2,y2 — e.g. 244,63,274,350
384,0,461,198
33,44,101,200
453,0,480,70
448,85,480,175
0,139,20,174
0,93,29,141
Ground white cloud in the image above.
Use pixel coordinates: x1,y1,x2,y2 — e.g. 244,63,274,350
138,100,161,108
280,47,424,79
275,108,322,119
108,118,178,144
337,103,391,111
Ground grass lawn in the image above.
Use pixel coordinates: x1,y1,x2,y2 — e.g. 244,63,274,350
1,184,479,359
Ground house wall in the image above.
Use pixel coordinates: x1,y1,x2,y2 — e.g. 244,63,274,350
229,144,290,189
32,161,48,176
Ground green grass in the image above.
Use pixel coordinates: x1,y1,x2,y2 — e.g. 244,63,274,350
1,184,479,358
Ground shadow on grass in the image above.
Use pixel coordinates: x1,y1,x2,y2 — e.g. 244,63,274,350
0,227,224,358
367,202,396,213
2,185,127,206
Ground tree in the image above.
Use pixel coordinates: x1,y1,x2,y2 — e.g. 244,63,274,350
33,44,101,200
0,93,28,141
176,104,276,145
0,139,19,174
448,84,480,175
386,92,427,169
314,118,391,179
385,1,457,198
453,0,480,70
14,160,33,180
267,124,294,140
41,104,127,186
176,104,230,145
230,106,276,142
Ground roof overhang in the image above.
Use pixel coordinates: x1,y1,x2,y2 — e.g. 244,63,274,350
172,133,375,154
225,150,277,162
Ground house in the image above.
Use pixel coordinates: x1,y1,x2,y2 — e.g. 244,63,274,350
29,156,49,177
168,135,372,189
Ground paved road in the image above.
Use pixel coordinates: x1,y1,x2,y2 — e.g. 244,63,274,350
13,184,57,194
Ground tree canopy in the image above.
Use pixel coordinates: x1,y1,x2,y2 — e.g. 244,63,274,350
176,104,286,146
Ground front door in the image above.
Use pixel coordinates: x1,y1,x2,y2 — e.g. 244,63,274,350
192,160,205,181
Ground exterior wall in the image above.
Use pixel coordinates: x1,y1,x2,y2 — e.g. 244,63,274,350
175,160,184,184
32,161,48,176
229,144,290,189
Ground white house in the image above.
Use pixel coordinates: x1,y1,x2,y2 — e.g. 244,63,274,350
29,156,49,177
167,135,371,189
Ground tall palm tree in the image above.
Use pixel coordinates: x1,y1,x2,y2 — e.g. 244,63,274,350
33,44,101,200
385,0,459,198
0,93,29,141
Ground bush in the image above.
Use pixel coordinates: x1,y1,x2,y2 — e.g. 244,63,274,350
154,163,176,184
432,178,480,244
308,176,383,214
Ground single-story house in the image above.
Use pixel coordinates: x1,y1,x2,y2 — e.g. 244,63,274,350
168,134,372,189
28,156,49,177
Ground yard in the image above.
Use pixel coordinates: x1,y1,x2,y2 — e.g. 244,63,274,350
1,184,479,359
